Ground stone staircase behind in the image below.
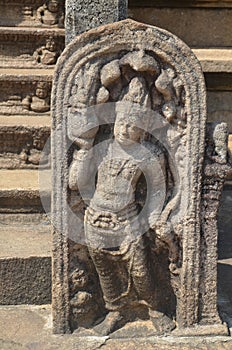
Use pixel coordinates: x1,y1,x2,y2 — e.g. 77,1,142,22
0,0,65,304
0,0,231,328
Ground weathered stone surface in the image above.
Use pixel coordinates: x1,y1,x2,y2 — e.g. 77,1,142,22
0,214,51,258
0,0,64,28
0,70,52,116
51,18,231,337
205,73,232,91
0,124,50,169
0,115,50,168
0,257,51,304
0,213,51,304
207,91,232,134
0,169,50,212
129,7,232,47
0,211,51,304
193,49,232,73
0,27,64,69
218,185,232,329
65,0,128,44
0,305,232,350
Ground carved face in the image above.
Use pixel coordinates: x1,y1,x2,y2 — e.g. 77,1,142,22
114,115,144,145
48,1,58,12
46,39,56,51
36,87,47,99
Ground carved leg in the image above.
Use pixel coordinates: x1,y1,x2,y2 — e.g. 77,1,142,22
88,248,125,308
88,247,130,335
131,238,176,334
130,239,156,308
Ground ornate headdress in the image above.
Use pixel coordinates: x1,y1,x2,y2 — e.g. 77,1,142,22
115,76,152,131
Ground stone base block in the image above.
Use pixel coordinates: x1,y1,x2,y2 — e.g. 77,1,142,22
0,214,51,304
172,324,229,337
0,305,231,350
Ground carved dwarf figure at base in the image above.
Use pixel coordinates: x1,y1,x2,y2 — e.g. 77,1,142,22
37,0,64,27
22,82,50,113
34,37,59,65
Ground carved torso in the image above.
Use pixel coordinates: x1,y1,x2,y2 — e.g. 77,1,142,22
91,144,142,213
40,50,57,65
31,96,50,113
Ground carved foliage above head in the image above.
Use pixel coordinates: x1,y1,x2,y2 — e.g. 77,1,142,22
53,19,207,219
53,19,206,138
67,50,187,133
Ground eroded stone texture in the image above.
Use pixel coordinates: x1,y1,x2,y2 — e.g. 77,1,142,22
0,125,50,169
200,122,232,325
0,79,52,116
0,0,64,27
22,81,50,113
0,257,51,304
51,19,230,336
33,37,61,65
65,0,128,44
0,29,64,69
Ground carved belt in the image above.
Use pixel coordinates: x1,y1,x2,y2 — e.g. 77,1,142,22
85,204,138,230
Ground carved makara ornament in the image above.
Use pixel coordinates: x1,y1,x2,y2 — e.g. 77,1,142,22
51,19,230,336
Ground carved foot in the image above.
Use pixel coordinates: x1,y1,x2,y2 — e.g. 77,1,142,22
149,310,176,334
94,311,123,336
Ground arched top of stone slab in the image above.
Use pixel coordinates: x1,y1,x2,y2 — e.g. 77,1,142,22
52,18,206,127
52,18,206,223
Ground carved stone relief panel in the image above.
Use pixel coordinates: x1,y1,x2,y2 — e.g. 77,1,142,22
0,0,64,27
0,126,50,169
51,19,229,336
0,29,64,68
0,79,52,115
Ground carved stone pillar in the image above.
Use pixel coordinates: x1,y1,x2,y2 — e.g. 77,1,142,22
65,0,128,44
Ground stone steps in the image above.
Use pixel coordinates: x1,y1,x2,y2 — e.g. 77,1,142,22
0,68,53,119
0,26,64,69
193,49,232,73
0,213,51,305
0,115,51,169
0,170,51,305
0,1,59,308
0,50,232,169
0,169,50,212
0,66,52,168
